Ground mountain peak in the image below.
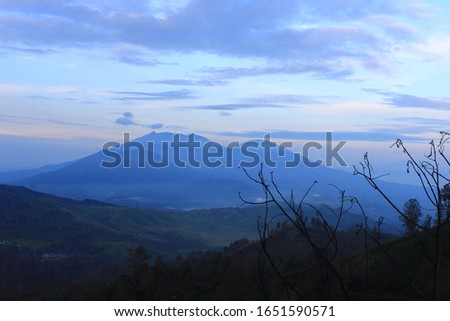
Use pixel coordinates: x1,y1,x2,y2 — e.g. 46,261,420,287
134,131,210,144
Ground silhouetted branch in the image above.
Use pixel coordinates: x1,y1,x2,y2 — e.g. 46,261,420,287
240,165,350,299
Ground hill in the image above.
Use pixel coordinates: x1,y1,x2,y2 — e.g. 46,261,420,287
0,184,263,299
0,184,392,299
0,184,265,258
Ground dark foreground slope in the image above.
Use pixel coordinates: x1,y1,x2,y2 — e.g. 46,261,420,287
2,184,441,300
104,222,450,300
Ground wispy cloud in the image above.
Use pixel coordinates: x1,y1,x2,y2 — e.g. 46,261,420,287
47,119,103,128
25,95,52,100
0,45,55,55
202,62,355,80
389,117,449,125
142,79,228,86
377,117,450,135
0,113,100,128
241,94,339,105
147,123,165,129
179,94,338,112
217,130,419,142
178,93,342,112
116,56,164,66
0,114,37,125
179,103,285,111
364,88,450,110
385,94,450,110
110,89,196,101
369,16,417,42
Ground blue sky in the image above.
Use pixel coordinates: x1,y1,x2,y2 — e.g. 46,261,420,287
0,0,449,174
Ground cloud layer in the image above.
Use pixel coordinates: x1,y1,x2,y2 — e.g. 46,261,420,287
0,0,426,79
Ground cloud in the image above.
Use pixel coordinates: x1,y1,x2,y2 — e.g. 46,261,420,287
110,89,196,101
217,130,419,142
116,55,162,66
25,95,52,100
0,113,100,128
115,117,134,126
379,117,450,135
389,117,449,125
179,103,285,111
415,34,450,61
179,93,341,111
0,45,55,55
370,16,416,41
148,123,164,129
0,0,427,79
114,113,166,129
179,94,337,112
364,88,450,110
202,62,355,80
115,112,134,126
0,114,37,125
241,94,338,105
47,119,103,128
142,79,228,86
385,94,450,110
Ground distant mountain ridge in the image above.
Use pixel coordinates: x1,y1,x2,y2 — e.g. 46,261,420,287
8,131,426,224
0,161,72,184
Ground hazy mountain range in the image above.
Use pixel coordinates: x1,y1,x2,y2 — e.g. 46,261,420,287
0,132,427,227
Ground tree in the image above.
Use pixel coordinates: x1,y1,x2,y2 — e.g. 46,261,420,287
401,199,422,236
129,245,150,275
354,131,450,299
240,167,351,299
128,245,150,299
442,183,450,221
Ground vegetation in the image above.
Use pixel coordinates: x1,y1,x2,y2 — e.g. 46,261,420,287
104,220,450,300
354,131,450,299
1,132,450,300
0,185,263,299
1,179,450,300
401,198,422,236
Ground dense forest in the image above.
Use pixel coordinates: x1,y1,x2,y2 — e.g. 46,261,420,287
1,182,450,300
103,223,450,300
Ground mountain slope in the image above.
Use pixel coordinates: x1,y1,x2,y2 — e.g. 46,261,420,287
0,161,71,184
0,184,266,259
0,184,402,299
13,132,426,223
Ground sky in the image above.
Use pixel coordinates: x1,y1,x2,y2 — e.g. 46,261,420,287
0,0,449,177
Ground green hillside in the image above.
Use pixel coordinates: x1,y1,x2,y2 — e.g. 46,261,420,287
0,184,264,299
3,184,440,300
0,184,263,259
